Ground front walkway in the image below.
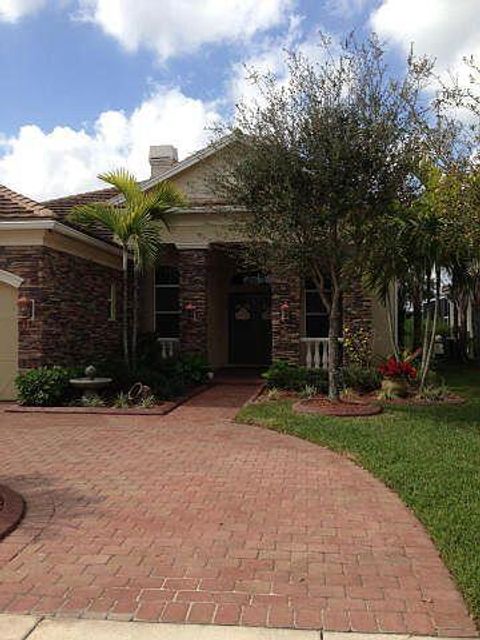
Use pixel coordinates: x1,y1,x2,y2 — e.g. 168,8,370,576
0,385,476,636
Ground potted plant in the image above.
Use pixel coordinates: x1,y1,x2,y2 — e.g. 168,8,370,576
378,355,417,397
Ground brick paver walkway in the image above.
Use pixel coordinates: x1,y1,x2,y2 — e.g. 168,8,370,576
0,384,476,636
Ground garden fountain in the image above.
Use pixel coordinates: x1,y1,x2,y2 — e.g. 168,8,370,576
70,365,112,403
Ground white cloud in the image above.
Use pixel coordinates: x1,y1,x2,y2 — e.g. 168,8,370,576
0,0,46,22
77,0,294,61
0,87,221,200
371,0,480,82
230,18,327,107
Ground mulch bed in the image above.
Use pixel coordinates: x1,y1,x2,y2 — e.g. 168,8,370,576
379,393,466,406
293,398,383,417
6,384,211,416
0,485,25,540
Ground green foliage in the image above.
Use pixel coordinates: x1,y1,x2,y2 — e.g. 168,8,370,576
263,361,328,393
237,365,480,621
113,392,130,409
138,395,156,409
98,340,209,401
16,366,75,407
80,393,105,407
342,364,381,393
416,383,450,402
343,326,373,368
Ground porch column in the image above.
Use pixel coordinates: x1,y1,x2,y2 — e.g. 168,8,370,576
270,274,302,365
178,246,209,357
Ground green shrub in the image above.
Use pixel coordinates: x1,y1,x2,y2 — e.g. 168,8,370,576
342,364,381,393
16,366,74,406
98,343,210,401
263,361,328,393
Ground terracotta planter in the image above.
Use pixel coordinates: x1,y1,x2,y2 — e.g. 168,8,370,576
381,378,408,398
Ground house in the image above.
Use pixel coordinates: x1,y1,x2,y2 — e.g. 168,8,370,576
0,140,390,400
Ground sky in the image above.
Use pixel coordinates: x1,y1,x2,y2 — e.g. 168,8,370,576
0,0,478,200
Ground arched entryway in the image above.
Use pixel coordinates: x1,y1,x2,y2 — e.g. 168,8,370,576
0,270,23,400
228,271,272,366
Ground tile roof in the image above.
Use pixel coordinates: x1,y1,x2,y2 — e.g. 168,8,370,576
42,187,118,244
0,184,55,219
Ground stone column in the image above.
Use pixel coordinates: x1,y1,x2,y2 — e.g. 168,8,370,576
178,247,209,357
270,275,302,365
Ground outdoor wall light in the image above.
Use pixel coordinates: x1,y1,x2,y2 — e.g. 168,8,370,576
18,296,35,321
280,300,290,322
184,302,197,320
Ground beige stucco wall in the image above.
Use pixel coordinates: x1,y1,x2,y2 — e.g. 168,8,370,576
371,294,391,358
0,281,18,400
161,211,248,247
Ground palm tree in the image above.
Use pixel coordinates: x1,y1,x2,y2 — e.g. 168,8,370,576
70,170,185,368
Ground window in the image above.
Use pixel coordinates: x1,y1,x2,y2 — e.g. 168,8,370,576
305,278,329,338
155,266,180,338
108,283,117,321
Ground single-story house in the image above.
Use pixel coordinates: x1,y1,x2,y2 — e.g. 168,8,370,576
0,140,390,400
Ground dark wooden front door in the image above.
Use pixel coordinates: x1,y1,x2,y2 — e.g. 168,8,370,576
229,293,272,365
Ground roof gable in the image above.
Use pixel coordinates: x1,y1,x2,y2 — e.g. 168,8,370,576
0,185,55,220
109,135,233,206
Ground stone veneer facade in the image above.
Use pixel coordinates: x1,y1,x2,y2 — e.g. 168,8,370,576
0,245,123,370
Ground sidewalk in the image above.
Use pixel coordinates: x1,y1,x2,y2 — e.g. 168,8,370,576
2,614,478,640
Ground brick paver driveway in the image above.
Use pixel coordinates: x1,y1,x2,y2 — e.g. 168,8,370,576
0,384,476,636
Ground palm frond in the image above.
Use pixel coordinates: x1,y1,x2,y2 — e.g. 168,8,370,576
98,169,143,205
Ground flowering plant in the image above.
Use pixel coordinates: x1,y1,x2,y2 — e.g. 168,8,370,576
379,356,417,381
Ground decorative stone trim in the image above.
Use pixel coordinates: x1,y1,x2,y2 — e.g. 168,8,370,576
270,274,302,364
178,248,209,356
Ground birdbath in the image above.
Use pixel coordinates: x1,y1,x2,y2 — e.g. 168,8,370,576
70,365,112,404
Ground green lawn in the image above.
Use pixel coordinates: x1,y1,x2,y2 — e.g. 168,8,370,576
237,367,480,625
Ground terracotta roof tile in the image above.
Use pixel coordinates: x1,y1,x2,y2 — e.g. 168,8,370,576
0,184,55,219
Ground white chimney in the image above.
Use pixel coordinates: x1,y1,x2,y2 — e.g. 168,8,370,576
149,145,178,178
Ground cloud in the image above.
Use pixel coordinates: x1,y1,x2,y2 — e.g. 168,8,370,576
0,0,46,22
76,0,294,61
371,0,480,82
229,18,328,107
0,87,221,200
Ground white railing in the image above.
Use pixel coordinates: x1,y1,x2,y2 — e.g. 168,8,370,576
157,338,179,359
301,338,329,370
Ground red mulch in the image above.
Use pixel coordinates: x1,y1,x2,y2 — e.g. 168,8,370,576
293,398,383,417
0,485,24,540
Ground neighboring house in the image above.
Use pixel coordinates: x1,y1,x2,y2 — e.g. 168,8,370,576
0,141,390,400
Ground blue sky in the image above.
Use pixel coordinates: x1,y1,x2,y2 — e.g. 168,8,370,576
0,0,476,199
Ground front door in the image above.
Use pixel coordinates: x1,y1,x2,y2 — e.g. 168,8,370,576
229,293,272,365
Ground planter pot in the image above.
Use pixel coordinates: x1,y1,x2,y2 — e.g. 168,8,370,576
381,378,408,398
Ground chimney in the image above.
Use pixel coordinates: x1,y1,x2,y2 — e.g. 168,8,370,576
149,145,178,178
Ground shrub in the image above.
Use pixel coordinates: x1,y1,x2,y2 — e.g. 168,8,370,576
343,325,373,368
342,364,381,393
16,366,74,406
98,346,210,401
379,356,417,381
263,361,328,393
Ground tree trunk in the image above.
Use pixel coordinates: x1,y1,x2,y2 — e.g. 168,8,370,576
397,283,406,351
473,282,480,364
132,266,139,371
419,267,440,391
328,284,342,402
412,280,422,351
122,247,130,368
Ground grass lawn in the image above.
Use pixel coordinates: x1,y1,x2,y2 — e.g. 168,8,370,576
237,366,480,626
